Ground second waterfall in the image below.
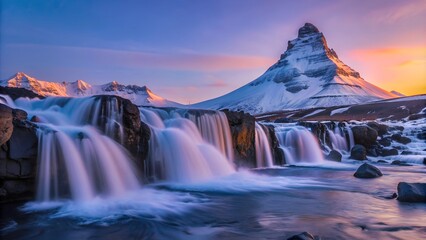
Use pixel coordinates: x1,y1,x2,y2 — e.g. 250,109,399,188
140,108,236,183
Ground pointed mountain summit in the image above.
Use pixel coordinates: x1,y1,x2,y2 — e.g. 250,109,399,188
1,72,68,96
1,72,182,107
194,23,398,114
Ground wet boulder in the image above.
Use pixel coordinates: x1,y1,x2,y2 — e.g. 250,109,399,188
391,134,411,145
326,150,342,162
379,148,398,157
353,163,383,178
350,144,367,160
397,182,426,202
417,131,426,140
351,126,378,148
0,104,13,146
378,137,391,147
391,160,411,166
367,122,388,136
223,110,256,168
287,231,315,240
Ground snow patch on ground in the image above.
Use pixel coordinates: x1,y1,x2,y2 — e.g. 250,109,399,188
330,107,350,116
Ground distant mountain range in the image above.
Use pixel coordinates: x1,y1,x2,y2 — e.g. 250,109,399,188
0,72,182,107
193,23,399,114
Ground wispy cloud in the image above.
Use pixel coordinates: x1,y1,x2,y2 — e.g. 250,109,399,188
6,43,275,72
368,0,426,24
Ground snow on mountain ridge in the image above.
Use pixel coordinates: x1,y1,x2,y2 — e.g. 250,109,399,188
0,72,181,107
193,23,398,114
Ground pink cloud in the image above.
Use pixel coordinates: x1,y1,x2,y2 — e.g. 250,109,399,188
8,43,275,72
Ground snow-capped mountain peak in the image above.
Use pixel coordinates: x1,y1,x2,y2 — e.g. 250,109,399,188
1,72,182,107
2,72,68,96
193,23,399,114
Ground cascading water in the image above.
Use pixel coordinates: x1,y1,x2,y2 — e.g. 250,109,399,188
275,124,324,164
254,123,273,167
187,111,234,161
5,96,139,202
326,123,355,152
327,125,348,151
140,108,235,183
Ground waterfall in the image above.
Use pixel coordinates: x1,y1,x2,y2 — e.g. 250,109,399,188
187,111,234,161
275,125,324,164
140,108,235,183
326,123,355,152
327,125,348,151
9,96,140,202
254,123,273,167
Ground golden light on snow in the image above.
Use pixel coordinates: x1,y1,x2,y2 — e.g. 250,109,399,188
349,47,426,96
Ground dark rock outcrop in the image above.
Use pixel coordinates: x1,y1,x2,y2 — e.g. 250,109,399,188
265,125,285,165
351,126,378,148
0,104,13,146
326,150,342,162
223,110,256,168
350,144,367,160
391,134,411,144
379,148,398,157
417,131,426,140
298,23,320,38
297,121,330,149
353,163,383,178
94,95,150,162
0,108,38,202
397,182,426,202
391,160,411,166
378,137,391,147
0,86,43,100
287,231,315,240
367,122,388,136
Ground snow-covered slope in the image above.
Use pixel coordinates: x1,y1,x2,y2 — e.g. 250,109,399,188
0,72,182,107
193,23,398,114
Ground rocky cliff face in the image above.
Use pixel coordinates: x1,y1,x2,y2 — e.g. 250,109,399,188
92,95,151,169
223,110,256,168
0,105,38,202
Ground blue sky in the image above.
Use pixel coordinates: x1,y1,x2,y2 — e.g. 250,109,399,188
1,0,425,103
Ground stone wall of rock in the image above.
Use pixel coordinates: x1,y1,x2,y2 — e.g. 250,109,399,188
264,124,285,165
0,104,38,202
94,95,151,167
352,125,378,148
223,110,256,168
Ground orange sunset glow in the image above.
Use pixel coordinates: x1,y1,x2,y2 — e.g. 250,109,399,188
349,47,426,95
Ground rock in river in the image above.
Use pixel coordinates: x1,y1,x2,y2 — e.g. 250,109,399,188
354,163,383,178
397,182,426,203
350,144,367,160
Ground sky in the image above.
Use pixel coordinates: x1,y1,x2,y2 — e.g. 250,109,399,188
1,0,425,104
